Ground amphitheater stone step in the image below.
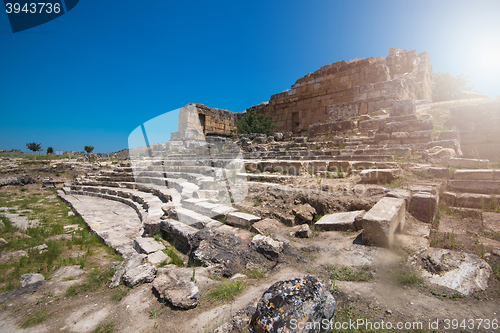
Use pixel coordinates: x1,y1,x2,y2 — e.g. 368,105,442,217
133,237,166,255
447,180,500,195
226,212,261,229
441,192,499,210
448,158,490,169
453,169,500,180
360,169,401,183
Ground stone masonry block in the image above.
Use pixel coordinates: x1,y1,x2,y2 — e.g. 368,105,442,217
361,197,406,248
409,192,437,223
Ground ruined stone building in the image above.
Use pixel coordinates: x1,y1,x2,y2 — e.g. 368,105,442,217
182,47,432,138
246,47,432,134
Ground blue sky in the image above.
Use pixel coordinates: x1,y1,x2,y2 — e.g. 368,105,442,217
1,0,499,153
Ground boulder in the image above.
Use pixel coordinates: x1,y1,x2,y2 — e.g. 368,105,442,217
274,133,284,141
417,249,492,295
123,263,157,287
360,197,406,248
409,192,437,223
250,235,283,260
152,271,200,309
249,275,336,333
292,204,317,224
315,211,365,231
20,273,44,287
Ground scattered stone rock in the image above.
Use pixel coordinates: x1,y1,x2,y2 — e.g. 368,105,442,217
20,273,45,287
249,275,336,333
152,271,200,309
0,174,35,187
213,306,255,333
417,249,492,295
250,218,282,235
409,192,437,223
360,197,406,248
123,263,157,287
0,238,7,246
292,203,316,224
292,224,312,238
274,133,284,141
133,237,166,254
250,235,283,260
315,210,365,231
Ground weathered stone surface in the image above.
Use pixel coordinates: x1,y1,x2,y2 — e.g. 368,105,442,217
123,263,157,287
51,265,85,282
250,218,282,235
226,212,261,229
20,273,44,287
315,210,365,231
152,271,200,309
292,224,312,238
147,250,169,265
133,237,166,255
0,174,35,187
385,188,411,209
447,180,500,195
250,235,283,260
160,219,199,254
448,158,489,169
213,306,255,333
389,99,416,117
249,275,336,333
292,203,316,224
453,169,494,180
360,169,400,183
409,192,437,223
417,249,492,295
360,197,406,248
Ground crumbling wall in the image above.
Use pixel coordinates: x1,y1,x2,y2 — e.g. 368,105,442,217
247,47,433,134
449,101,500,160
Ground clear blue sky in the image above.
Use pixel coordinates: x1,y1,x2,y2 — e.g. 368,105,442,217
1,0,499,153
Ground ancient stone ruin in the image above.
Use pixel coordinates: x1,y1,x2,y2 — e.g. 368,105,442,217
1,47,499,332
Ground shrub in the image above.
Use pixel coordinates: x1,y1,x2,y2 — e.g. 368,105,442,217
237,111,277,136
432,72,473,102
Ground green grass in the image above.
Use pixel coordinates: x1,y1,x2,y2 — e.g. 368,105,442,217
329,265,373,282
94,322,115,333
64,268,114,297
165,247,184,267
206,280,246,304
246,268,266,279
21,310,50,328
111,286,130,302
392,266,424,288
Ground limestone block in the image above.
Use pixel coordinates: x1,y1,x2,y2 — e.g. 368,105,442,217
360,197,406,248
226,212,261,229
448,158,490,169
148,250,170,266
133,237,166,255
315,210,365,231
409,192,437,223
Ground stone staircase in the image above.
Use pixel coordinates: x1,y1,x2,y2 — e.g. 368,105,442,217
442,169,500,210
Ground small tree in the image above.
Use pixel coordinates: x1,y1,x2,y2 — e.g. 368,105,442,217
237,111,277,136
46,147,54,154
26,142,42,160
84,146,94,154
432,72,473,102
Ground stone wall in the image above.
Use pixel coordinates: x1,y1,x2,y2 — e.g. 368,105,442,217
170,103,239,140
246,47,433,134
449,101,500,160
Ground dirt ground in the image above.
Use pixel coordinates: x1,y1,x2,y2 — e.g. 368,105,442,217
0,160,499,333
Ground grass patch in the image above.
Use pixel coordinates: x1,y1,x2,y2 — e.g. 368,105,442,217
94,322,115,333
486,256,500,280
165,247,184,267
246,268,266,279
392,265,424,288
21,310,50,328
329,265,373,282
111,286,130,302
206,280,246,304
64,268,114,297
